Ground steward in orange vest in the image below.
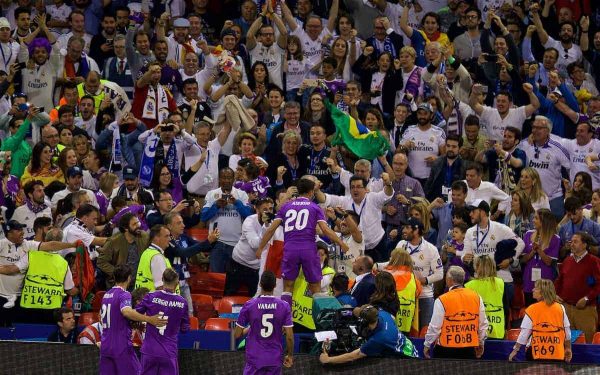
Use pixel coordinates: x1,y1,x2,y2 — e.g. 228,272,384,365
423,266,488,360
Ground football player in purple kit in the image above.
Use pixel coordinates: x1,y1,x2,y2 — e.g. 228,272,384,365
99,264,167,375
258,178,349,307
235,271,294,374
136,268,190,375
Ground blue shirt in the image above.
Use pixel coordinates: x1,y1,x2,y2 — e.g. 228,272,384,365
336,293,357,308
432,203,457,249
559,218,600,247
360,310,418,358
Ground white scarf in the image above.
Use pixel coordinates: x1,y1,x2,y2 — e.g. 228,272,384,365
143,84,169,122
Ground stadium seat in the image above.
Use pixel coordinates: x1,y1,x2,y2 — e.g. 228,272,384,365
204,318,232,331
593,332,600,344
217,296,250,314
188,272,226,298
418,325,428,338
574,334,587,344
92,291,105,312
79,312,100,326
506,329,520,341
189,316,199,330
191,294,213,305
187,228,209,242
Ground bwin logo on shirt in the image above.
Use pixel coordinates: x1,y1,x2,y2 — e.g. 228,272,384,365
529,160,550,169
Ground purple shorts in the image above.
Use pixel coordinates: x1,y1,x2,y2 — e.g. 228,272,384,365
243,363,282,375
100,347,141,375
281,245,322,284
141,354,179,375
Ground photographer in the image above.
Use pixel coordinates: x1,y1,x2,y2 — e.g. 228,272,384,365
319,305,418,365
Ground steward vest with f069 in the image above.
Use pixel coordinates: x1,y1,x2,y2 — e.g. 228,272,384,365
438,287,481,348
135,246,179,293
390,269,418,333
292,266,335,329
465,277,505,339
525,301,566,360
21,251,68,309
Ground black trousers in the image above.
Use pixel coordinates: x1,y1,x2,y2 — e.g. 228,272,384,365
366,234,389,263
433,345,477,359
224,259,259,297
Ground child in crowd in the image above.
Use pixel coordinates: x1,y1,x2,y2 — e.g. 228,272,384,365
284,35,309,102
234,159,271,201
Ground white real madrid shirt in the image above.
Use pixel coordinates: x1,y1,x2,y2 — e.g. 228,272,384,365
0,239,41,296
394,239,442,299
556,136,600,190
401,125,446,179
518,139,571,199
462,221,525,282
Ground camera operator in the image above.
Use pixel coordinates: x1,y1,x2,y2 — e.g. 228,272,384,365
319,305,418,365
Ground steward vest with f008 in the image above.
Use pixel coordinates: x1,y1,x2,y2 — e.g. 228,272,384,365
21,251,68,309
292,266,335,329
391,270,418,333
525,301,566,360
465,277,505,339
135,247,179,293
438,287,481,348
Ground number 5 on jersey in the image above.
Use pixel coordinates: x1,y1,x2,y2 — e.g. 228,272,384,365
261,313,274,338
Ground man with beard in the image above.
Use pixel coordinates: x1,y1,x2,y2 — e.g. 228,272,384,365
126,29,155,82
89,13,117,69
115,166,154,205
11,180,51,240
556,122,600,190
20,23,60,111
204,28,247,83
113,6,130,34
453,7,482,65
531,4,582,76
298,124,344,193
179,78,212,126
132,60,178,129
401,103,447,187
246,1,287,89
156,15,200,69
74,95,96,139
12,7,32,43
429,180,468,249
41,125,63,162
62,204,107,260
424,134,466,202
51,166,99,210
71,0,102,36
476,126,526,194
97,212,150,289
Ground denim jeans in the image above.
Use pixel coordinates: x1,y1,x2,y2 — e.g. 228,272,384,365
209,242,234,273
549,195,565,220
419,297,435,330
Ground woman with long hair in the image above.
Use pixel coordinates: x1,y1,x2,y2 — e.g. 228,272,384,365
368,271,400,317
564,171,593,202
330,36,354,82
584,189,600,223
302,92,327,126
384,249,422,335
21,142,65,186
465,256,505,340
518,167,550,211
409,202,437,246
363,108,385,131
58,126,73,147
509,279,572,363
73,134,91,164
57,147,97,190
503,190,535,238
520,209,560,306
150,164,179,203
248,61,271,112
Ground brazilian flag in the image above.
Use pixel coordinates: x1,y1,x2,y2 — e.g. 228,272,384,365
327,101,390,160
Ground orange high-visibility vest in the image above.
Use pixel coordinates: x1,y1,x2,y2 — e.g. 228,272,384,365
525,301,566,360
438,288,480,348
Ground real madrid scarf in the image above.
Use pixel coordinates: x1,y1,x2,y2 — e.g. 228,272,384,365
142,84,169,122
139,132,159,187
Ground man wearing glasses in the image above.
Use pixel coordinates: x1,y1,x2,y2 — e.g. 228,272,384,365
519,115,571,219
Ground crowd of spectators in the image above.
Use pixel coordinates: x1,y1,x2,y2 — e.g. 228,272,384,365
0,0,599,362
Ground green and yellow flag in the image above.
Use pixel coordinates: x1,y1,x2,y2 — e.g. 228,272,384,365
327,101,390,160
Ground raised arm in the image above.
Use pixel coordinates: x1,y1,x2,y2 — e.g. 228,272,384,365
522,82,540,117
469,84,485,116
245,14,263,51
531,4,549,45
272,12,288,49
580,16,590,52
257,219,282,258
326,0,340,33
400,4,414,38
280,1,298,32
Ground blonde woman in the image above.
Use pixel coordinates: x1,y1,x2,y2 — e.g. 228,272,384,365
383,249,422,335
520,209,560,306
409,202,437,245
518,167,550,211
509,279,572,362
266,131,308,189
465,255,505,340
503,190,535,238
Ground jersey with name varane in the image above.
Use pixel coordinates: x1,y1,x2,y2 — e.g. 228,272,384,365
135,290,190,358
100,286,133,357
276,197,325,245
236,296,293,369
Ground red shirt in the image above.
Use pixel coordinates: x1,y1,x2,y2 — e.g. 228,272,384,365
555,253,600,305
131,84,177,129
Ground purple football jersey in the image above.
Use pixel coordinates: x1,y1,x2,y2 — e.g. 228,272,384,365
236,296,293,369
100,286,134,357
276,197,325,244
135,290,190,358
234,176,271,198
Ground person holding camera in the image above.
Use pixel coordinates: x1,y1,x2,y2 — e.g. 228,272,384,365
225,197,273,297
319,304,418,364
424,266,488,359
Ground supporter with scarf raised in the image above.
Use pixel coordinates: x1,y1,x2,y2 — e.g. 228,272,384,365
131,61,177,130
